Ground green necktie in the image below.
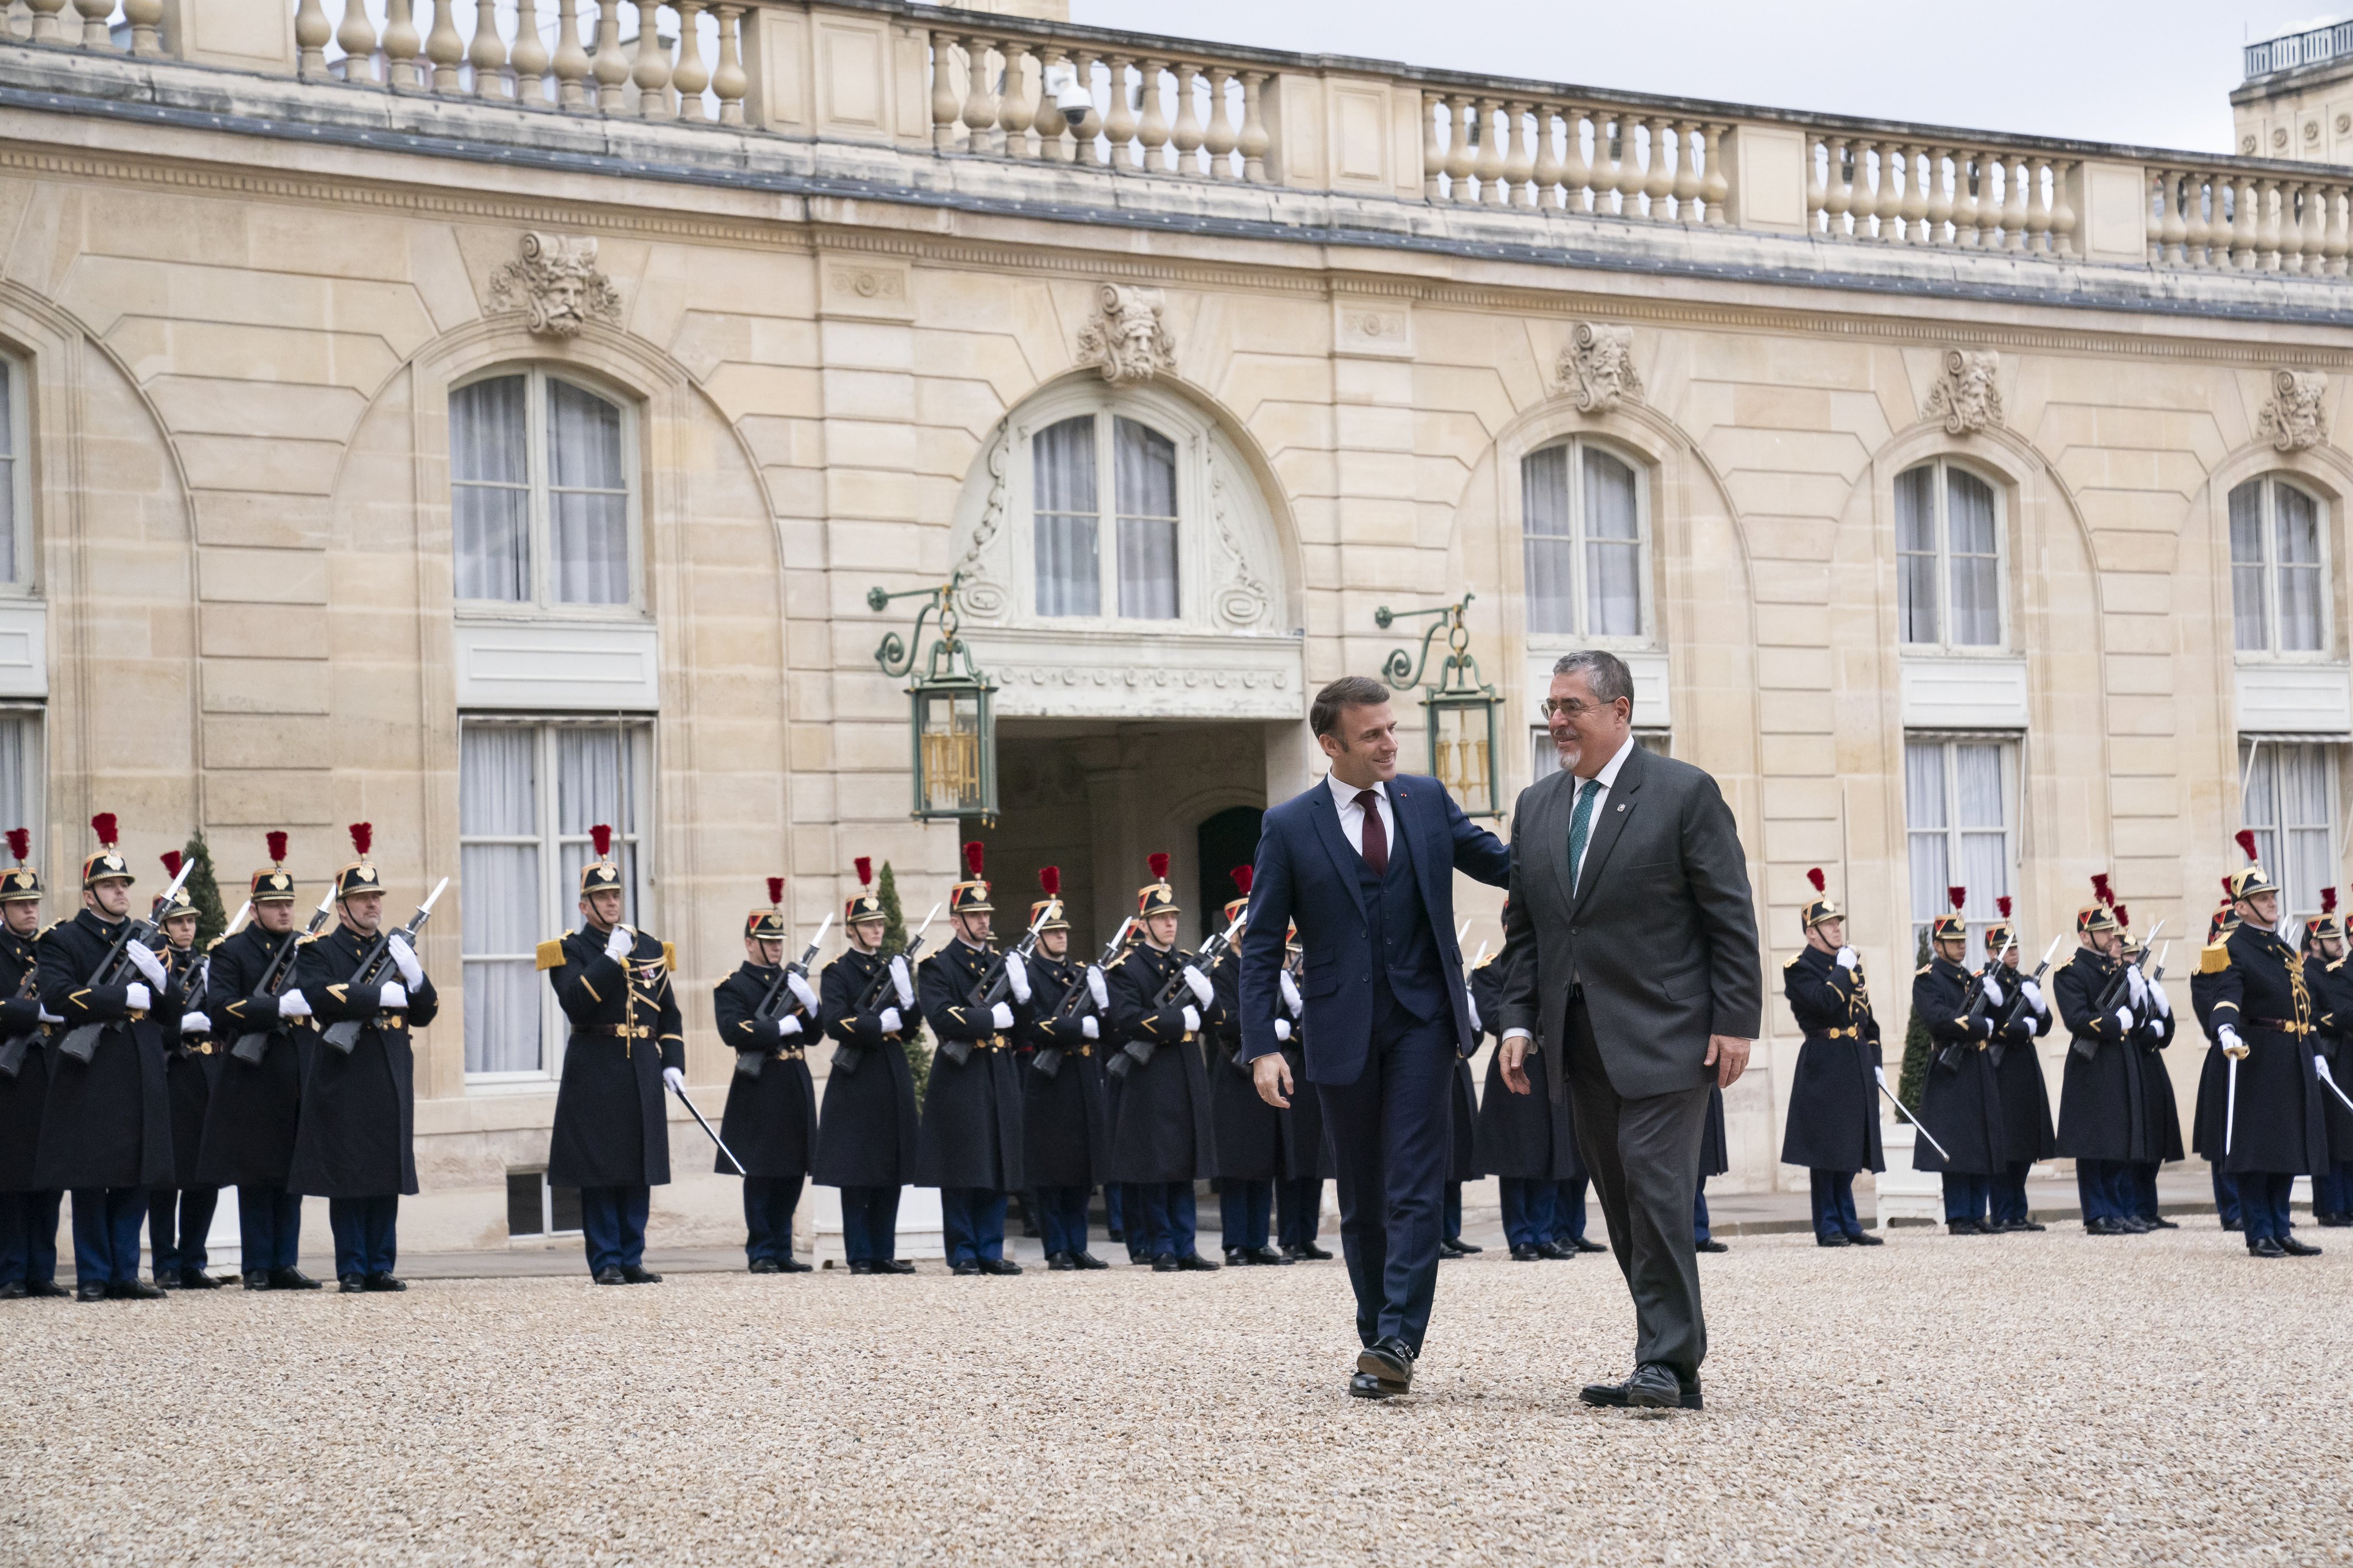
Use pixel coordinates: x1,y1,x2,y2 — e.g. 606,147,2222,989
1567,777,1601,895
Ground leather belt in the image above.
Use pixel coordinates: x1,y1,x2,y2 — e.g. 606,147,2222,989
190,1041,217,1056
770,1046,806,1061
1812,1026,1860,1040
372,1013,407,1028
578,1023,653,1038
2251,1017,2313,1036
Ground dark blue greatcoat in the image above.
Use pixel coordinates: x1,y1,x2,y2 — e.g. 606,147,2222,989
1105,941,1216,1185
1020,951,1109,1190
2132,975,2185,1164
288,922,440,1199
161,943,221,1188
1912,954,2002,1176
0,922,53,1194
2202,924,2334,1177
1778,943,1884,1173
915,937,1025,1192
2054,947,2150,1163
714,961,816,1180
812,947,919,1188
1469,955,1581,1181
195,922,307,1189
1208,946,1280,1183
544,925,684,1190
2313,955,2353,1161
33,908,175,1191
2190,948,2234,1162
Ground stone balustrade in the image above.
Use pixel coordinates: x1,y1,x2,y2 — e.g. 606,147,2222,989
2,0,2349,284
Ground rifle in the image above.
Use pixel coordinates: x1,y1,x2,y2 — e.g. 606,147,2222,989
1937,930,2016,1073
1032,916,1133,1082
735,913,833,1082
2138,941,2174,1053
1988,934,2064,1066
835,905,939,1079
939,903,1052,1069
230,886,335,1067
57,855,196,1067
0,955,41,1081
2075,919,2165,1061
319,878,449,1055
1108,906,1245,1081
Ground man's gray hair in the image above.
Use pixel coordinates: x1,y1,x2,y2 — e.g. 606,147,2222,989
1552,648,1634,708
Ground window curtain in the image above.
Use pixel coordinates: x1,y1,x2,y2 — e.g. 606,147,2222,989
1944,469,2000,647
1521,446,1575,635
2247,740,2336,921
2273,483,2324,653
1894,465,1939,644
1113,418,1178,620
1954,742,2009,938
547,380,630,606
1583,448,1641,637
1904,740,1950,946
459,726,542,1075
1032,416,1100,617
0,713,36,838
557,727,642,917
0,366,17,584
452,376,531,603
2229,481,2269,653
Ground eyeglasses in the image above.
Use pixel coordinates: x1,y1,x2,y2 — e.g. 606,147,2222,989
1540,698,1618,720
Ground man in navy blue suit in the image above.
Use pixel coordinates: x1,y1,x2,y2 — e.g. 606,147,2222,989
1239,675,1511,1399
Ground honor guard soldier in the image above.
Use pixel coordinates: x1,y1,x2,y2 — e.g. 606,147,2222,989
1106,854,1220,1272
1911,887,2005,1235
0,831,64,1299
1693,1083,1729,1253
1981,899,2054,1231
2190,889,2244,1230
1474,921,1573,1262
2054,875,2158,1236
36,815,177,1300
1209,870,1289,1268
290,822,441,1292
1778,868,1885,1248
1271,920,1332,1260
915,842,1027,1276
714,879,817,1274
2206,836,2333,1257
813,859,919,1275
1442,952,1483,1259
541,825,683,1286
1016,868,1110,1269
196,832,320,1291
2303,891,2353,1227
2113,905,2182,1229
147,856,225,1288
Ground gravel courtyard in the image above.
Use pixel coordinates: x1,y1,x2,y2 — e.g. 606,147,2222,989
3,1226,2347,1566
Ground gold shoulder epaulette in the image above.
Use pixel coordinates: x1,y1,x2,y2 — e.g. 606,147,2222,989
662,941,677,972
1915,962,1931,976
206,933,232,952
35,920,58,940
536,939,565,972
2199,941,2230,975
1472,951,1497,970
1783,952,1801,968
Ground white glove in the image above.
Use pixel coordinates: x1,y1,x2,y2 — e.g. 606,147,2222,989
37,1008,60,1024
1279,971,1303,1015
1182,965,1213,1006
1465,989,1482,1033
179,1011,210,1035
124,982,152,1011
1980,975,2003,1009
1835,945,1858,971
2125,966,2147,1005
2020,979,2043,1014
990,1002,1015,1031
380,982,408,1010
889,955,914,1009
2112,1006,2132,1033
1182,1005,1201,1033
2151,982,2171,1018
777,1014,803,1038
126,942,168,988
1003,952,1031,1004
276,988,312,1019
662,1067,685,1093
1086,965,1109,1011
1081,1015,1098,1040
388,933,426,988
2219,1025,2246,1059
1274,1018,1292,1042
878,1006,902,1035
786,972,820,1014
604,925,633,962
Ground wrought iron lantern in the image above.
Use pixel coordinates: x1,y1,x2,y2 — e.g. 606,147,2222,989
869,575,998,824
1377,592,1502,818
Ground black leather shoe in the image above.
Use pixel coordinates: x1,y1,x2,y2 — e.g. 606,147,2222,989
110,1280,166,1300
1104,1229,1125,1245
977,1257,1022,1276
1295,1240,1335,1260
1348,1371,1394,1399
620,1265,662,1284
1224,1248,1255,1267
240,1270,273,1291
1175,1252,1220,1272
2085,1216,2126,1235
153,1272,182,1290
1815,1232,1851,1248
847,1260,877,1276
75,1282,107,1302
2221,1217,2244,1233
1846,1230,1883,1246
880,1259,916,1275
1579,1364,1702,1411
179,1269,224,1290
364,1273,406,1292
1534,1241,1575,1260
1438,1235,1471,1257
2143,1215,2180,1230
950,1262,982,1276
23,1280,66,1298
2116,1215,2153,1234
338,1275,367,1293
2317,1212,2352,1227
1071,1251,1110,1270
1448,1237,1483,1254
593,1266,627,1284
2279,1234,2323,1256
2249,1236,2288,1258
747,1258,782,1275
1947,1219,1985,1235
1355,1336,1415,1395
1570,1236,1607,1254
269,1267,322,1291
1047,1251,1077,1271
0,1281,22,1300
778,1258,812,1273
1695,1238,1729,1253
1246,1246,1292,1266
1510,1244,1544,1261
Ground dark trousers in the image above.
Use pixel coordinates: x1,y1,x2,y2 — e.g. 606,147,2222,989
237,1185,302,1272
1275,1177,1322,1246
2316,1164,2353,1218
1564,999,1712,1378
1218,1180,1270,1251
69,1187,148,1286
2240,1171,2296,1241
147,1185,220,1278
327,1195,399,1279
1034,1185,1090,1256
1318,1007,1455,1352
0,1189,61,1284
1941,1172,1991,1223
1133,1181,1197,1260
940,1187,1007,1266
1442,1180,1463,1242
742,1176,801,1265
1693,1179,1712,1243
1117,1184,1147,1257
1808,1170,1862,1238
1553,1176,1590,1242
1498,1176,1555,1248
2076,1159,2129,1224
838,1185,900,1262
1991,1163,2032,1225
2211,1166,2242,1229
2130,1161,2163,1221
579,1185,649,1275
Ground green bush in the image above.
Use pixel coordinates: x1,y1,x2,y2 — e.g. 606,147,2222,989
1895,926,1932,1123
877,861,931,1101
180,830,229,948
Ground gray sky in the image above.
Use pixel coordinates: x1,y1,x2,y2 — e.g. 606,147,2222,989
1071,2,2336,155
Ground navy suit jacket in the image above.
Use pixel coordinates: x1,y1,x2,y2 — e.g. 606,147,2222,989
1239,773,1511,1086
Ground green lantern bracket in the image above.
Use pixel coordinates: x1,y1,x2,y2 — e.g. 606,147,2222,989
1375,592,1503,818
868,574,999,825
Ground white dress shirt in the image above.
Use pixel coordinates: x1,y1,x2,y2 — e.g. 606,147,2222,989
1502,732,1637,1048
1325,772,1395,861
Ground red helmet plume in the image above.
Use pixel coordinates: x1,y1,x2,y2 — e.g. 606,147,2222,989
2114,904,2130,929
1040,866,1061,898
1996,895,2012,918
348,822,372,858
1947,886,1966,912
2326,887,2340,915
1230,865,1253,896
766,876,784,907
2235,829,2260,863
265,830,288,865
962,841,985,879
854,856,873,887
2221,875,2234,895
90,813,118,849
160,851,183,879
2089,873,2112,907
5,828,26,864
1148,852,1170,882
1806,867,1826,894
589,824,614,859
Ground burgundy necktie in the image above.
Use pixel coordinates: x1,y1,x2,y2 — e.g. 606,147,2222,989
1355,789,1388,875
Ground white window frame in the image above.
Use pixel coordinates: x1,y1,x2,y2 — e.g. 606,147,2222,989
460,715,653,1088
1014,387,1202,628
1903,733,2020,955
0,353,26,591
1517,436,1654,648
0,703,44,860
2228,474,2333,662
2239,736,2342,926
449,366,645,620
1894,458,2009,654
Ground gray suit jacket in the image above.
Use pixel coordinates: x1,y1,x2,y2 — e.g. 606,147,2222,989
1498,743,1762,1100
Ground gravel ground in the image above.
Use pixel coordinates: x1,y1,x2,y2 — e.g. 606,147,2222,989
4,1225,2348,1567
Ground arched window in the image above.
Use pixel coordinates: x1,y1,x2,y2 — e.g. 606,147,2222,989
2229,475,2328,655
450,368,637,611
1520,438,1647,640
1895,459,2003,649
1031,411,1181,621
0,351,24,586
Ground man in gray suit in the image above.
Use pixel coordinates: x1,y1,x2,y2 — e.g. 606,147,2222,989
1498,650,1761,1412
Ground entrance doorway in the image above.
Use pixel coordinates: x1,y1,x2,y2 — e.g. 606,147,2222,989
1195,805,1263,944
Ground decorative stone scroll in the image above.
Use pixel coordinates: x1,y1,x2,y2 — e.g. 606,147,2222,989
489,233,623,339
1924,349,2003,435
1559,323,1642,413
2258,369,2328,452
1075,284,1176,385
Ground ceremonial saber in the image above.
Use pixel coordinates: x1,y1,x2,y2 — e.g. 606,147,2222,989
1874,1066,1950,1161
2315,1055,2353,1118
2225,1050,2240,1158
669,1079,746,1176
